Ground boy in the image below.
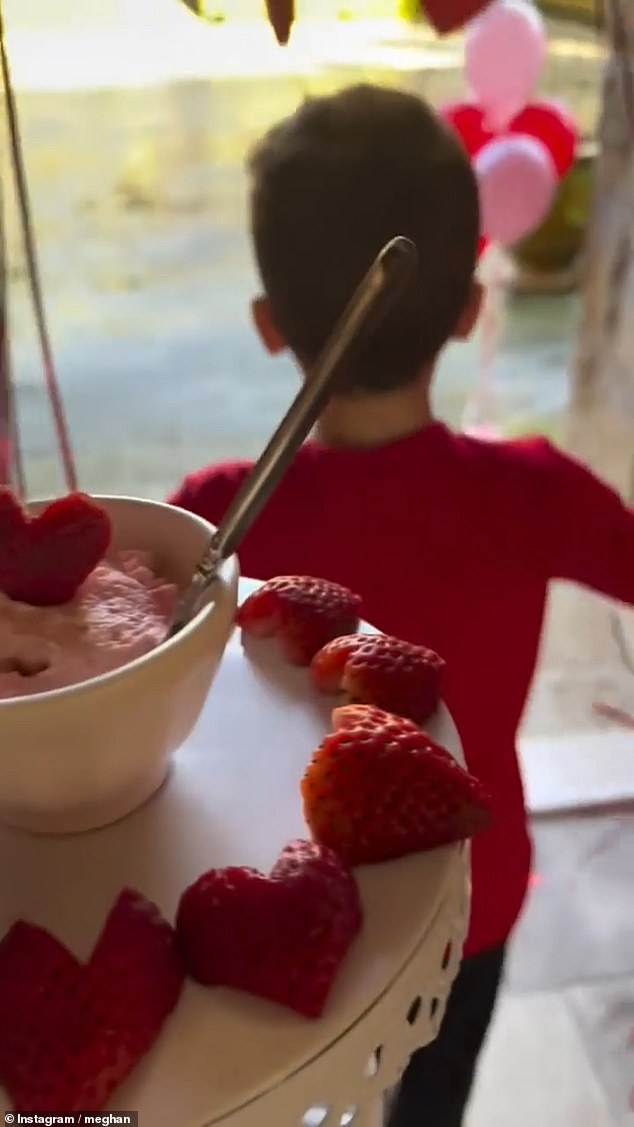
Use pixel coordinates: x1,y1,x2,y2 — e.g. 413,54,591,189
169,85,634,1124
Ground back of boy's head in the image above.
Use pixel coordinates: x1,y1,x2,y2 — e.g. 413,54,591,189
247,83,480,395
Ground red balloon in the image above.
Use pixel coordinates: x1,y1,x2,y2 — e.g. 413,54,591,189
478,236,489,259
440,101,492,157
421,0,495,34
510,101,578,178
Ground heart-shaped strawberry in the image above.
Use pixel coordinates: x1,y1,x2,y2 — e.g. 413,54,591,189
302,716,492,866
0,890,184,1113
311,633,445,724
237,575,362,665
0,489,112,607
176,840,363,1018
421,0,494,33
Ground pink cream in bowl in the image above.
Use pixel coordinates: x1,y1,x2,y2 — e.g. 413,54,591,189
0,551,178,700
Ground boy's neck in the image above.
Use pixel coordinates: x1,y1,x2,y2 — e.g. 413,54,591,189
315,371,435,449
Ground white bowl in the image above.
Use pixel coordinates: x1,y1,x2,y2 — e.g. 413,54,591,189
0,496,239,835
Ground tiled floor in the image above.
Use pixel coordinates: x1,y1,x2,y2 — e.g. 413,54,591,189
569,980,634,1124
468,992,615,1127
468,811,634,1126
520,731,634,814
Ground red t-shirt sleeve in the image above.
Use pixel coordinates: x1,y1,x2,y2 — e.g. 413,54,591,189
168,462,249,527
538,440,634,604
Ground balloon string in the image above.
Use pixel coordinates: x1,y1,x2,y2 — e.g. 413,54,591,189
462,247,511,438
0,4,78,495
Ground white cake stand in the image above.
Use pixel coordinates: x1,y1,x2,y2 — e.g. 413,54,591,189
0,579,470,1127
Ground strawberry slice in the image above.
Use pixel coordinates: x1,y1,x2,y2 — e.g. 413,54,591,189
176,839,362,1018
0,922,83,1109
236,576,362,665
0,890,184,1113
0,489,112,606
311,633,445,724
309,633,369,692
332,702,421,735
302,720,491,866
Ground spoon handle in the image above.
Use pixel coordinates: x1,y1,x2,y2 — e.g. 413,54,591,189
169,235,417,635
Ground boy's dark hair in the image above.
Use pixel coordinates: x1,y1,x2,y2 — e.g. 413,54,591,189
247,83,480,395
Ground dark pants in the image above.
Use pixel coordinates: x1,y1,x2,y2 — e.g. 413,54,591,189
386,945,506,1126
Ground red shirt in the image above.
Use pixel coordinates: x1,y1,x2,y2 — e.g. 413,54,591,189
169,423,634,955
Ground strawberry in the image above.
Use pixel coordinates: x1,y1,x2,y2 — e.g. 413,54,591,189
332,702,421,735
0,889,184,1113
176,840,362,1018
236,576,362,665
0,489,112,606
311,633,445,724
301,721,492,866
309,633,369,692
0,489,25,536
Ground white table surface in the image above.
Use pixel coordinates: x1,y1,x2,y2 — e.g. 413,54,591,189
0,579,464,1126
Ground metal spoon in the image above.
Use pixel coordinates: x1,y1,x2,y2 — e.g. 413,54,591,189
167,235,418,638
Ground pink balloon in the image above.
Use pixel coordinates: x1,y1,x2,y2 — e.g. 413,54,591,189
465,0,547,131
474,134,557,246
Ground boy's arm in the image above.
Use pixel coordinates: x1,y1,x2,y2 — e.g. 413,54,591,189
168,462,250,527
540,441,634,605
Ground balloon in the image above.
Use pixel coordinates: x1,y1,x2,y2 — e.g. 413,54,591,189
440,101,492,157
474,135,558,246
465,0,547,131
510,101,579,178
420,0,495,34
265,0,295,45
439,97,579,180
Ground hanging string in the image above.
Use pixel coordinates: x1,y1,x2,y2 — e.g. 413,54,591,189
0,162,23,496
0,3,78,494
8,372,24,497
0,171,10,487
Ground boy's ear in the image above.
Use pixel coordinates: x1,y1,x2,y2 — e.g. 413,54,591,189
251,296,286,355
453,281,484,341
